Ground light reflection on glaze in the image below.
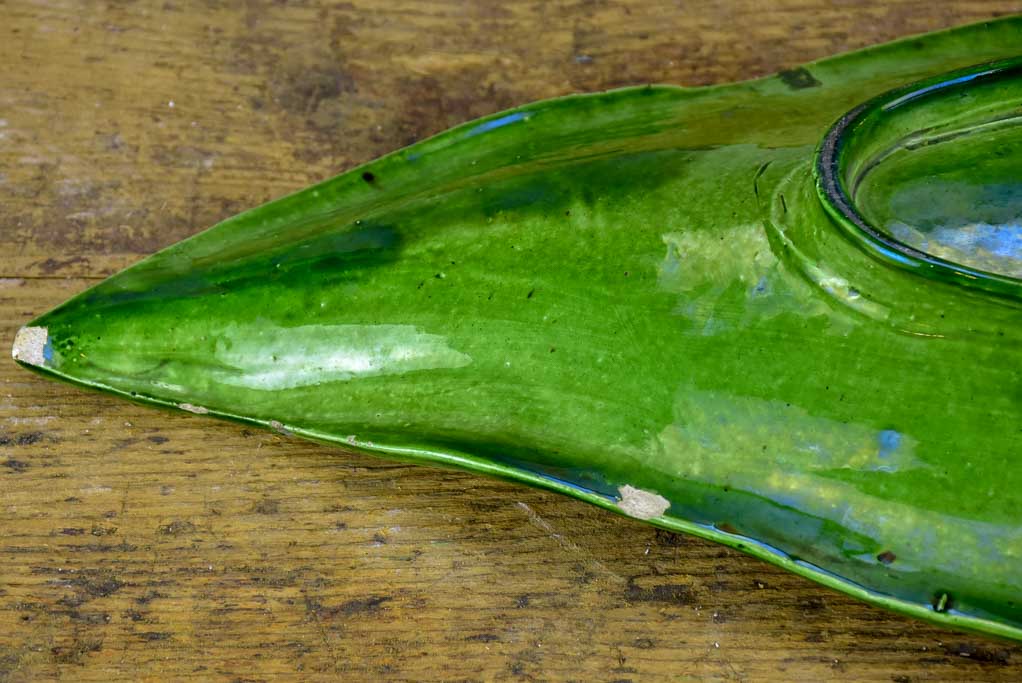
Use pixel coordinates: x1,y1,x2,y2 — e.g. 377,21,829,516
209,322,472,390
658,389,929,477
657,222,819,332
654,390,1019,579
891,221,1022,279
658,218,883,330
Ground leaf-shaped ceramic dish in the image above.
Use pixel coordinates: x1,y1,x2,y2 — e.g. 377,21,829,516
12,17,1022,640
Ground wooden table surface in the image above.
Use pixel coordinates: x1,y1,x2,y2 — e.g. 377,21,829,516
2,1,1021,680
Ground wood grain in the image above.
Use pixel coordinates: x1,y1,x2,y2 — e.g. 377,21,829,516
3,1,1022,680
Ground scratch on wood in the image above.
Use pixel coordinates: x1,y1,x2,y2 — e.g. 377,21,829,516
515,502,624,584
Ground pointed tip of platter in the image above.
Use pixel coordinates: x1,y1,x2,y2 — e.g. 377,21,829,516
11,325,50,368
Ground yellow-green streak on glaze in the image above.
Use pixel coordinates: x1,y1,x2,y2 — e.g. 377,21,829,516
12,18,1022,639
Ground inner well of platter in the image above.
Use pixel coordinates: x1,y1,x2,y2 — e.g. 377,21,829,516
825,61,1022,285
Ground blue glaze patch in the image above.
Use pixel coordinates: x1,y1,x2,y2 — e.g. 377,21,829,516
882,69,992,112
465,111,531,138
877,429,902,459
751,275,769,296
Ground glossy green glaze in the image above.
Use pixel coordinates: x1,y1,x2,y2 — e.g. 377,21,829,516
13,18,1022,639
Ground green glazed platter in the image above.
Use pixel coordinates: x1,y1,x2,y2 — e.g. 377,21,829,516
13,17,1022,640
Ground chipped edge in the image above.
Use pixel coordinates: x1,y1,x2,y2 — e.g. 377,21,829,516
178,403,209,415
12,326,48,366
268,420,292,436
617,484,671,520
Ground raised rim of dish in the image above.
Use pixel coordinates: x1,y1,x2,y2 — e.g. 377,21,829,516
815,57,1022,300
